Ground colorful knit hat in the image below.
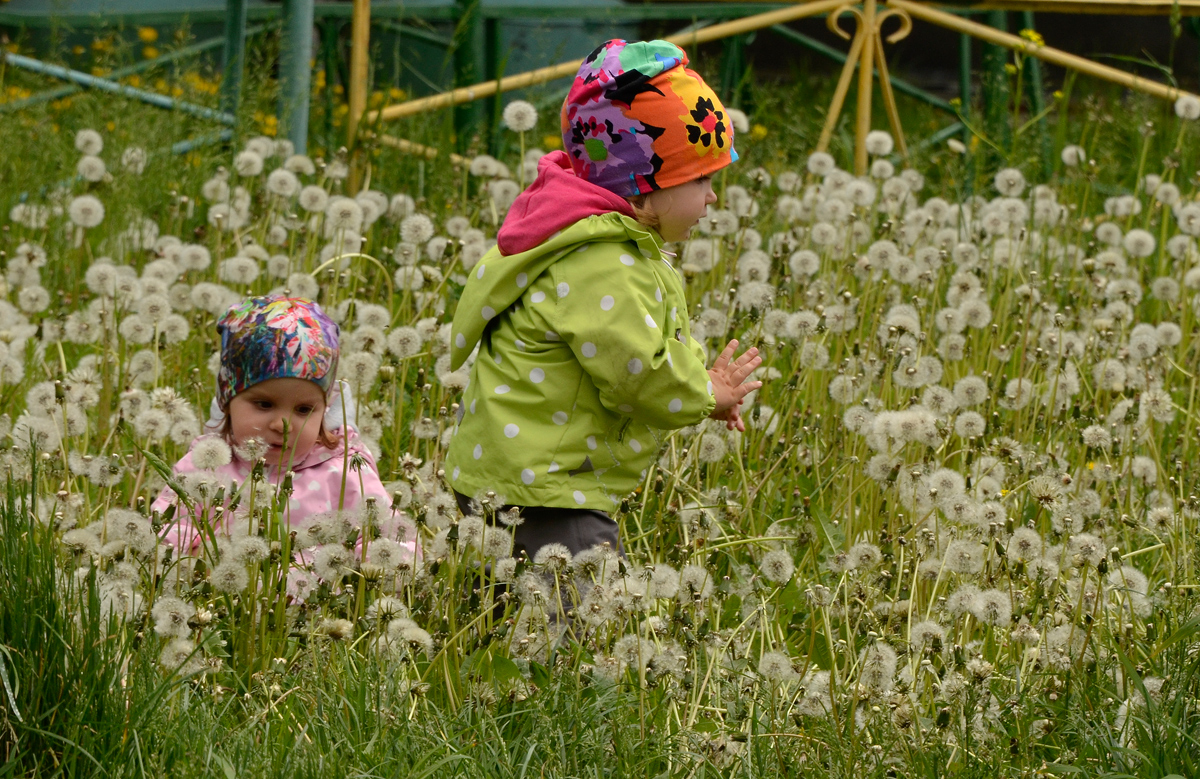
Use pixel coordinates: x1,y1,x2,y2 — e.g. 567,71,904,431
561,39,738,198
215,295,340,410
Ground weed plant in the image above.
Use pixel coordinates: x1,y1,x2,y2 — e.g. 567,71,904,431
2,25,1200,779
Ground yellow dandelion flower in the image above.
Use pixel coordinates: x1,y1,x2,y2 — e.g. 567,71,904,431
1003,63,1018,75
389,87,406,101
751,123,768,140
542,134,562,149
143,46,159,60
137,26,159,43
72,45,86,56
106,121,116,132
1019,28,1044,46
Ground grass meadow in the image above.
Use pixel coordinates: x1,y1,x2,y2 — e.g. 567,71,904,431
1,22,1200,778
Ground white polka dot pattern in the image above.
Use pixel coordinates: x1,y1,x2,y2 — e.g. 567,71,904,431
444,233,714,514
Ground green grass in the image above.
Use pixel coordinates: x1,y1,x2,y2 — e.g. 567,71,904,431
4,22,1200,779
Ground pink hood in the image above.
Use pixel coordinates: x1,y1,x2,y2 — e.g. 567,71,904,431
497,150,635,256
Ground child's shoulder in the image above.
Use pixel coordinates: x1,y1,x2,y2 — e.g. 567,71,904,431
554,234,661,281
294,427,379,472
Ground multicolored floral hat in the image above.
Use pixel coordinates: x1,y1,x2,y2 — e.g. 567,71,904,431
561,39,738,198
215,295,340,409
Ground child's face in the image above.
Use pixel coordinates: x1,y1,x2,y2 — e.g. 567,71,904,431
228,378,327,466
643,175,717,242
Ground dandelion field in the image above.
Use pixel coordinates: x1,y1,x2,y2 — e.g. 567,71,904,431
4,33,1200,777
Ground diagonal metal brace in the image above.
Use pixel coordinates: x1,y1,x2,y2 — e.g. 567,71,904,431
3,53,236,125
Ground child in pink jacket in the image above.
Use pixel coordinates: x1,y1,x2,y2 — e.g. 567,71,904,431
151,295,417,570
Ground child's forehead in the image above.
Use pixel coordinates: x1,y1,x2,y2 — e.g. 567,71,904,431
239,377,326,402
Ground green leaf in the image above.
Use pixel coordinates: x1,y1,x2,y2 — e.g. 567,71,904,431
0,644,22,723
529,661,552,688
122,428,194,511
490,654,521,683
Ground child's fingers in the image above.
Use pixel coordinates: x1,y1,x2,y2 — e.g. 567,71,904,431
733,380,762,399
714,339,739,370
731,355,763,384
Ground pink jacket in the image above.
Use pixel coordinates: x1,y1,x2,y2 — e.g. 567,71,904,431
152,429,417,560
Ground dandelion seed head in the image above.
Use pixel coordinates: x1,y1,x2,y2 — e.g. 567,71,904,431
1176,94,1200,119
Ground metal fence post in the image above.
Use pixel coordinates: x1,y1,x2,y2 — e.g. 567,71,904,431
1021,10,1053,175
220,0,248,120
453,0,486,151
348,0,371,191
982,10,1010,149
280,0,315,154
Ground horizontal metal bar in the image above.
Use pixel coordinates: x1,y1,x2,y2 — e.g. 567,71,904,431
912,121,966,151
0,25,268,115
371,0,846,123
376,133,467,165
375,20,454,49
769,24,957,114
3,52,235,125
171,129,235,155
892,0,1200,101
943,0,1200,14
0,1,803,28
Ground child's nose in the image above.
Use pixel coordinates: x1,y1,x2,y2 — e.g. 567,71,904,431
705,188,718,205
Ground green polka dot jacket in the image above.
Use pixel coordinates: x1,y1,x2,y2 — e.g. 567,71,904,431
445,212,716,511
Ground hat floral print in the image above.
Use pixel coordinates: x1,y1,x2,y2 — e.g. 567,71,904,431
561,39,738,198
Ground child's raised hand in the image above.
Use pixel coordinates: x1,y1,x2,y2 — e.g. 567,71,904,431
708,339,763,432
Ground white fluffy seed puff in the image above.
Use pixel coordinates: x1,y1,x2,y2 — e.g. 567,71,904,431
502,100,538,132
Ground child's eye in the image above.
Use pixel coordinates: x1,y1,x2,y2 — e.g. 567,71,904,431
296,406,314,416
255,400,273,410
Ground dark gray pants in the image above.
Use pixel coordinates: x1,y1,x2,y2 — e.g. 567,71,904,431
454,492,623,562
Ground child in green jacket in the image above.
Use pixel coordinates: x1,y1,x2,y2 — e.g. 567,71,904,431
445,38,761,562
